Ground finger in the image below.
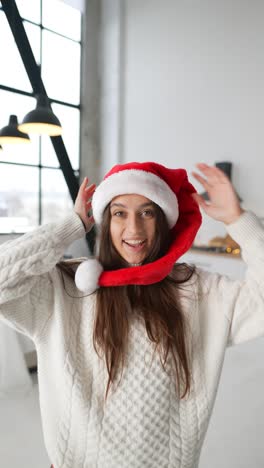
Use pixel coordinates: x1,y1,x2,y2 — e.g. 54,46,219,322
191,171,211,191
81,176,88,186
195,164,214,176
195,163,219,174
195,164,227,183
82,184,96,201
84,183,96,192
192,193,209,211
195,163,210,169
78,177,89,199
211,166,229,181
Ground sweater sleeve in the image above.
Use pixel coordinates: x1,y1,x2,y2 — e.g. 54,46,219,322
224,211,264,346
0,212,85,340
197,211,264,347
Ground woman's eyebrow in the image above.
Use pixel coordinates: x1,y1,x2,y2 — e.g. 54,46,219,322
110,202,154,209
139,202,154,208
110,202,127,208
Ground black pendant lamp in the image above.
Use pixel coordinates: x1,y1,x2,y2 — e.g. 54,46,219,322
201,161,242,202
18,94,62,136
0,115,30,144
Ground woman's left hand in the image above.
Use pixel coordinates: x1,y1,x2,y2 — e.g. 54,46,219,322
191,163,244,224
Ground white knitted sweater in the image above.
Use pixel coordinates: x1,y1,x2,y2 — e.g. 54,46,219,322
0,211,264,468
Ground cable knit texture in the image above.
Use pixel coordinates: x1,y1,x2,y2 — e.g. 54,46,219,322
0,211,264,468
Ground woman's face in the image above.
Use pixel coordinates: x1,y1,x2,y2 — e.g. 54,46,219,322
109,194,156,265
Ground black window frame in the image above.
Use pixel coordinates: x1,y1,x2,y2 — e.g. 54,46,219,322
0,0,82,234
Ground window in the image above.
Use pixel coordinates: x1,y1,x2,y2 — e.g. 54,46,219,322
0,0,82,233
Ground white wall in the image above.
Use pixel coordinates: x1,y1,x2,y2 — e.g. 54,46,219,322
121,0,264,214
100,0,264,242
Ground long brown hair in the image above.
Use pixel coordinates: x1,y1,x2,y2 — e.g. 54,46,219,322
94,202,196,399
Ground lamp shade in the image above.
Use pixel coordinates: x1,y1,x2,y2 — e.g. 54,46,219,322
201,161,242,202
18,94,62,136
0,115,30,144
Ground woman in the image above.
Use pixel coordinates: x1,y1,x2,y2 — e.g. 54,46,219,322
0,161,263,468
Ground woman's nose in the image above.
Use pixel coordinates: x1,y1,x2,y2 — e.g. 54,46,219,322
126,214,141,232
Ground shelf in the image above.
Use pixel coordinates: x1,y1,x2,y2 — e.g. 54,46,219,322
190,247,241,259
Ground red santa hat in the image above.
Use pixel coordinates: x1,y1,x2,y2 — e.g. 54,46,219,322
75,161,202,294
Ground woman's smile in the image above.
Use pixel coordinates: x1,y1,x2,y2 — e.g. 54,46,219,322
123,239,146,247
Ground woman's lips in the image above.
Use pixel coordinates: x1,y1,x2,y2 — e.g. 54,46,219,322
123,240,146,251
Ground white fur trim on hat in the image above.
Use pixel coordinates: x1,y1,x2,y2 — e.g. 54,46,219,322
92,169,178,228
75,259,103,294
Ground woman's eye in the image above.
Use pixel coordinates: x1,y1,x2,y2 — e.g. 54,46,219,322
113,211,124,217
142,210,154,217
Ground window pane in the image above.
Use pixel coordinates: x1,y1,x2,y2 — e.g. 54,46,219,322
41,168,73,225
0,11,32,91
0,90,39,165
41,104,80,169
15,0,41,24
24,21,41,65
0,164,39,233
43,0,81,41
42,30,81,104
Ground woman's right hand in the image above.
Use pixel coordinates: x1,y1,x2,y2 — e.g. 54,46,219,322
74,177,96,232
191,163,243,224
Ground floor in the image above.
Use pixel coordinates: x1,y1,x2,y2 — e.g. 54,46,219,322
0,372,50,468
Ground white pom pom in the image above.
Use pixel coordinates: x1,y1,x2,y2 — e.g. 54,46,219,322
75,259,103,294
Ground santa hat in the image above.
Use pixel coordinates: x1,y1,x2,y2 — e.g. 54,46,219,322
75,161,202,294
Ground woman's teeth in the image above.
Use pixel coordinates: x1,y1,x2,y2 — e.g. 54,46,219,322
124,240,145,246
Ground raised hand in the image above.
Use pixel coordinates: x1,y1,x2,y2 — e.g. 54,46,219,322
191,163,244,225
74,177,96,232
